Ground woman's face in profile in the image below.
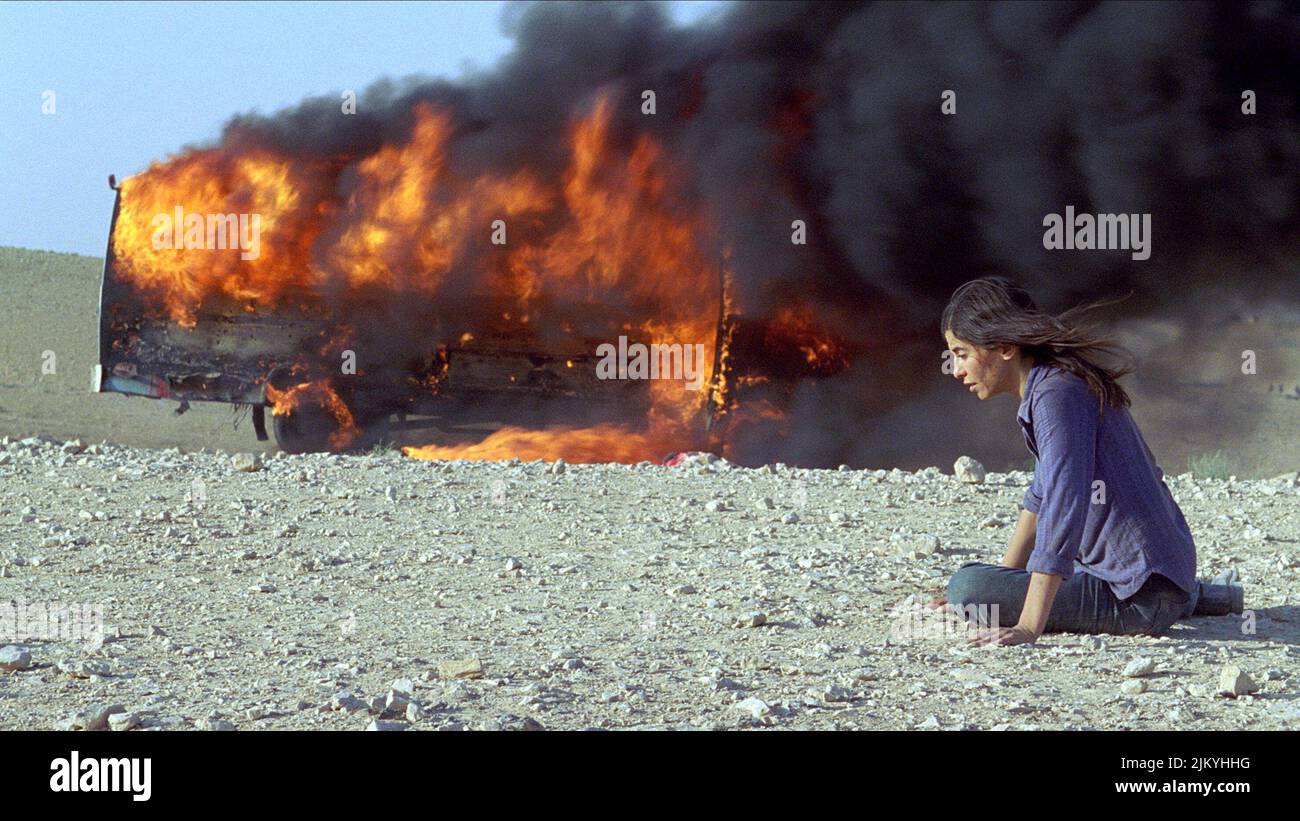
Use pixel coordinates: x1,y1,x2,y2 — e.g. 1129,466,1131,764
945,329,1014,401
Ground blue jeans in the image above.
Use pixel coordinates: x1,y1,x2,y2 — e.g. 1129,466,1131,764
945,562,1190,637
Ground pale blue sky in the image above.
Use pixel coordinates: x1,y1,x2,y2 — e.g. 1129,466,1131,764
0,0,729,256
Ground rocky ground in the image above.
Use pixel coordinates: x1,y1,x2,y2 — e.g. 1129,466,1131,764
1,436,1297,731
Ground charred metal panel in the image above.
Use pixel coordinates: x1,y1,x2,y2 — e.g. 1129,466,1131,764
97,187,329,405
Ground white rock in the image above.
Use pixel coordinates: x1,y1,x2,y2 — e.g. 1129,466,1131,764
65,703,126,731
735,698,771,719
232,453,262,473
1123,657,1156,678
0,646,32,671
331,692,367,713
953,456,986,483
375,687,407,714
108,712,140,732
199,718,236,731
438,658,484,679
893,531,941,556
366,719,407,731
822,686,853,703
1121,679,1147,695
390,678,415,695
1217,665,1258,698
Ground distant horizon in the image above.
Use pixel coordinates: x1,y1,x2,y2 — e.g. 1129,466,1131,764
0,243,104,258
0,0,729,256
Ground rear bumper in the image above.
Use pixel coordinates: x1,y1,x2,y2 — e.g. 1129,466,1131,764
93,361,267,404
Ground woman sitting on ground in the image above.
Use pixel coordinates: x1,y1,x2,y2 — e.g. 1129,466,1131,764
931,277,1243,646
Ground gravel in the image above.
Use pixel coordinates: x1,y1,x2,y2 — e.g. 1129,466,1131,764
0,436,1297,730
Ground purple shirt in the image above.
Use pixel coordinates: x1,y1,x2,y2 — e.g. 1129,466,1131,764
1018,363,1197,600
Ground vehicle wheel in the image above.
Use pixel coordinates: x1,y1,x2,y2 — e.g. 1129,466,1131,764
271,402,342,454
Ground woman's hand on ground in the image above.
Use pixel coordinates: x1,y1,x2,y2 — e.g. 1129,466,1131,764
926,597,948,610
966,623,1040,647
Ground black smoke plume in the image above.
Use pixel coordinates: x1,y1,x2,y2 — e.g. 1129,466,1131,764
189,1,1300,468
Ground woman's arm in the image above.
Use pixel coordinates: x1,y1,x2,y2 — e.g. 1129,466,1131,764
971,380,1096,645
1000,508,1038,569
994,381,1097,642
1024,382,1097,579
1017,571,1063,635
971,570,1064,644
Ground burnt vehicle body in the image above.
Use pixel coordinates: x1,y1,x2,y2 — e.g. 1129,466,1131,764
94,177,746,454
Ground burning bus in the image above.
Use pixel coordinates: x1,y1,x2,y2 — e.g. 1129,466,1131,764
94,95,851,462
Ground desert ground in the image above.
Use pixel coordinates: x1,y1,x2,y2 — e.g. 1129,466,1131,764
1,440,1297,731
1,246,1298,730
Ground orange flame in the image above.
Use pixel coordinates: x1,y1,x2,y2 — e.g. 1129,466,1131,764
109,90,791,463
113,150,327,326
265,380,361,450
768,305,848,374
402,422,677,464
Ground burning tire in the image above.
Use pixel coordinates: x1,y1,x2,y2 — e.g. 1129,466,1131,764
271,401,344,454
264,366,369,454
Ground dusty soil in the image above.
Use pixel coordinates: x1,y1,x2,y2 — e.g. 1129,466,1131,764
0,440,1297,731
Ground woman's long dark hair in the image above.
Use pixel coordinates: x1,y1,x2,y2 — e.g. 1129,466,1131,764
941,277,1136,413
